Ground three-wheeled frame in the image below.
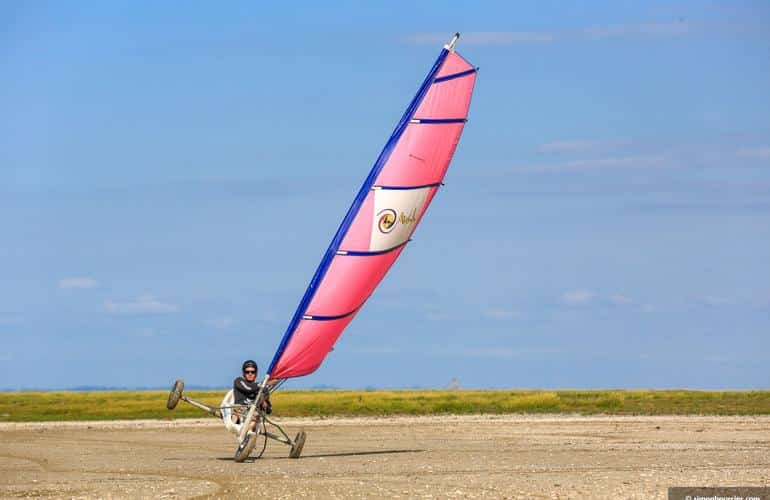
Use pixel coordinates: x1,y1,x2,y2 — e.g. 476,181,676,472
165,379,306,462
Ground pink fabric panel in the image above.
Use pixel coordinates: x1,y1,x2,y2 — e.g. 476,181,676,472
414,73,476,120
339,191,374,251
270,315,356,379
306,247,405,317
375,122,464,187
435,51,474,79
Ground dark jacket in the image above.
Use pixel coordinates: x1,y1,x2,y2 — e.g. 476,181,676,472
233,377,271,412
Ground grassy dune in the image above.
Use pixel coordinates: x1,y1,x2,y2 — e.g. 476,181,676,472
1,390,769,422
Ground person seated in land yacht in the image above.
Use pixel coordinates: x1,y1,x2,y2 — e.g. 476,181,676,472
232,360,272,433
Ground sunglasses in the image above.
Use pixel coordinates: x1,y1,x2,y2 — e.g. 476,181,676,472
244,370,256,374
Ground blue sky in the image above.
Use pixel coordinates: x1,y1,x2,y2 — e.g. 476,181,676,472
2,1,769,390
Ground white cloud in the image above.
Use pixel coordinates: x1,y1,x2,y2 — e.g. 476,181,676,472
538,140,598,153
540,155,669,172
131,328,156,338
59,277,99,289
484,308,520,320
207,317,235,330
561,289,595,306
0,316,22,326
640,304,658,313
737,147,770,160
424,311,452,321
105,293,180,315
538,138,631,154
405,22,691,47
347,345,401,355
405,31,554,46
582,22,689,39
462,347,564,361
608,294,633,305
702,295,735,306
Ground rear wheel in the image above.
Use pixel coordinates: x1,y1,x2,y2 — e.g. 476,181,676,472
166,379,184,410
234,432,257,463
289,430,306,459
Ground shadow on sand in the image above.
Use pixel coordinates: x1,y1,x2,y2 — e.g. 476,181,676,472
297,449,424,459
215,449,424,463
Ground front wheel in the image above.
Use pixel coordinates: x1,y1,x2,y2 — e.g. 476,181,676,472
166,379,184,410
234,432,257,463
289,430,306,459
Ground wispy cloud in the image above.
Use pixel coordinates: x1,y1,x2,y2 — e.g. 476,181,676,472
608,294,634,305
484,308,521,320
582,22,689,40
130,328,156,338
639,351,769,363
405,22,692,47
538,139,631,154
105,293,180,315
536,155,669,172
640,304,659,313
0,316,23,326
462,346,565,361
424,310,453,322
346,344,401,355
207,317,235,330
702,295,736,306
737,146,770,160
404,31,554,46
538,140,600,154
561,289,595,306
59,277,99,289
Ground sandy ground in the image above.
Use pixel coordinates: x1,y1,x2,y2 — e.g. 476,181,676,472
1,414,769,499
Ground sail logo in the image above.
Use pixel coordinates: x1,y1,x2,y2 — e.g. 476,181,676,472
370,188,430,251
377,207,419,234
398,208,417,225
377,209,397,233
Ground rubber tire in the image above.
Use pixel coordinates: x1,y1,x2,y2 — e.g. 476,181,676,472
289,430,306,459
166,379,184,410
234,432,257,463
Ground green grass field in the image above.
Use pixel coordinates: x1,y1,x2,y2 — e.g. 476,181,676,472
1,390,769,422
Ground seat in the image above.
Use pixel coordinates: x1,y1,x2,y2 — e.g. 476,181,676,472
221,390,241,435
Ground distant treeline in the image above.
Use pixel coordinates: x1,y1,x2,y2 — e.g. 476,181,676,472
1,390,769,422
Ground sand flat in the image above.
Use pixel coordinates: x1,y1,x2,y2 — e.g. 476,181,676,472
1,415,769,498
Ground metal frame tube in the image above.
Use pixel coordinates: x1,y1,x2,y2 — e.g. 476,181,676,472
181,396,222,418
238,374,270,442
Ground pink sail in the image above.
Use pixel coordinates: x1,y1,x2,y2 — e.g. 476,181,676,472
268,41,477,380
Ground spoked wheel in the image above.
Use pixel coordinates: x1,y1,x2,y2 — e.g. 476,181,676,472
234,432,257,463
289,430,306,459
166,379,184,410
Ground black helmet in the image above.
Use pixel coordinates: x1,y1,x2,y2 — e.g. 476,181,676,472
242,360,258,373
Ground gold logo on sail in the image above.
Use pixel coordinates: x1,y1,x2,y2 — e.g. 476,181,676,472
399,208,417,225
377,207,417,234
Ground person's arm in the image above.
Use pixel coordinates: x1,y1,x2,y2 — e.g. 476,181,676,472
233,377,249,405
